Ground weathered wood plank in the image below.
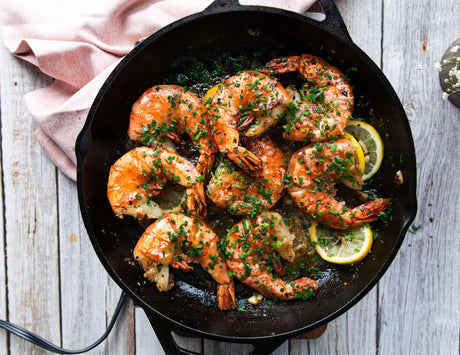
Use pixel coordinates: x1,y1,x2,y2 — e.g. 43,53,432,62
105,285,135,354
0,37,59,354
57,171,135,354
378,0,460,354
291,288,378,355
0,42,7,355
135,307,166,355
135,307,203,355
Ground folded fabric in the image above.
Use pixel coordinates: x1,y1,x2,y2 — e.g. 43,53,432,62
0,0,316,180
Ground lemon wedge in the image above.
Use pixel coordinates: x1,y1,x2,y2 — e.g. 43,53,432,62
343,132,366,174
310,222,373,264
203,84,220,105
345,120,384,181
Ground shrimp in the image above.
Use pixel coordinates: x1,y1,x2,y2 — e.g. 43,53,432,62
133,213,236,310
206,135,286,217
210,70,291,172
225,212,319,300
243,86,296,137
265,54,354,142
107,146,206,219
287,139,389,229
128,85,216,176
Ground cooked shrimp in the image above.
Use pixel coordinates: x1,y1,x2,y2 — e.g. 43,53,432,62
128,85,216,176
287,139,389,229
133,213,236,310
225,212,319,300
243,86,300,137
107,146,206,219
206,135,286,217
265,54,354,142
210,70,291,172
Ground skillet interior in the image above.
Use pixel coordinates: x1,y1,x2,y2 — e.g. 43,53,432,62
77,7,417,339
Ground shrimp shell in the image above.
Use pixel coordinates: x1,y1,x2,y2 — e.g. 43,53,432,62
128,85,216,176
133,213,236,310
107,146,206,219
210,70,291,172
265,54,354,142
225,212,319,300
287,139,389,229
206,135,286,217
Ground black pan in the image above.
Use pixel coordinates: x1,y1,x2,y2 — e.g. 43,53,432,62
76,0,417,353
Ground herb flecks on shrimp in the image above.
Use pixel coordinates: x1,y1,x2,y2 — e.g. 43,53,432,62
265,54,354,142
207,135,286,217
107,146,206,219
210,70,291,172
287,139,389,229
224,212,318,300
134,213,236,310
128,85,216,176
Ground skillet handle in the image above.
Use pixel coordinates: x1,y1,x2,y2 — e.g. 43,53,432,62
249,338,287,355
145,306,289,354
145,310,201,355
316,0,353,44
205,0,353,45
204,0,241,12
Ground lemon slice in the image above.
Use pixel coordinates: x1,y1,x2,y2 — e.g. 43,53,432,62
345,120,384,180
309,222,373,264
341,132,365,190
342,132,366,174
203,84,220,105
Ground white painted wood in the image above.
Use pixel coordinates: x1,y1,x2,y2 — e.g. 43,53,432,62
0,38,60,355
57,171,135,354
335,0,383,65
296,288,379,355
0,36,7,355
135,307,203,355
378,0,460,354
105,287,135,354
135,307,166,355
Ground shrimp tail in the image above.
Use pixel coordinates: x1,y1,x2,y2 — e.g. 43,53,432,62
291,277,319,295
197,153,215,177
238,113,256,130
349,198,391,226
264,56,300,75
186,185,207,217
229,147,262,172
166,131,184,144
172,256,193,271
242,272,318,300
217,281,236,310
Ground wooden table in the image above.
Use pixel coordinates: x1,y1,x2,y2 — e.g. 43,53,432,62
0,1,459,354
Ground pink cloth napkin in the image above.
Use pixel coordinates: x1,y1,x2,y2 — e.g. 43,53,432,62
0,0,316,181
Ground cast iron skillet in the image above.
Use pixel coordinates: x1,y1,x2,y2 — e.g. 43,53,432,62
76,0,417,353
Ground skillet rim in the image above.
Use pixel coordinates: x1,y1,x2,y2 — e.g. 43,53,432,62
76,4,418,342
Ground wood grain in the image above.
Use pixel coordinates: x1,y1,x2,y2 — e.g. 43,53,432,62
0,41,59,354
57,172,135,354
378,0,460,354
0,41,7,355
0,0,459,354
